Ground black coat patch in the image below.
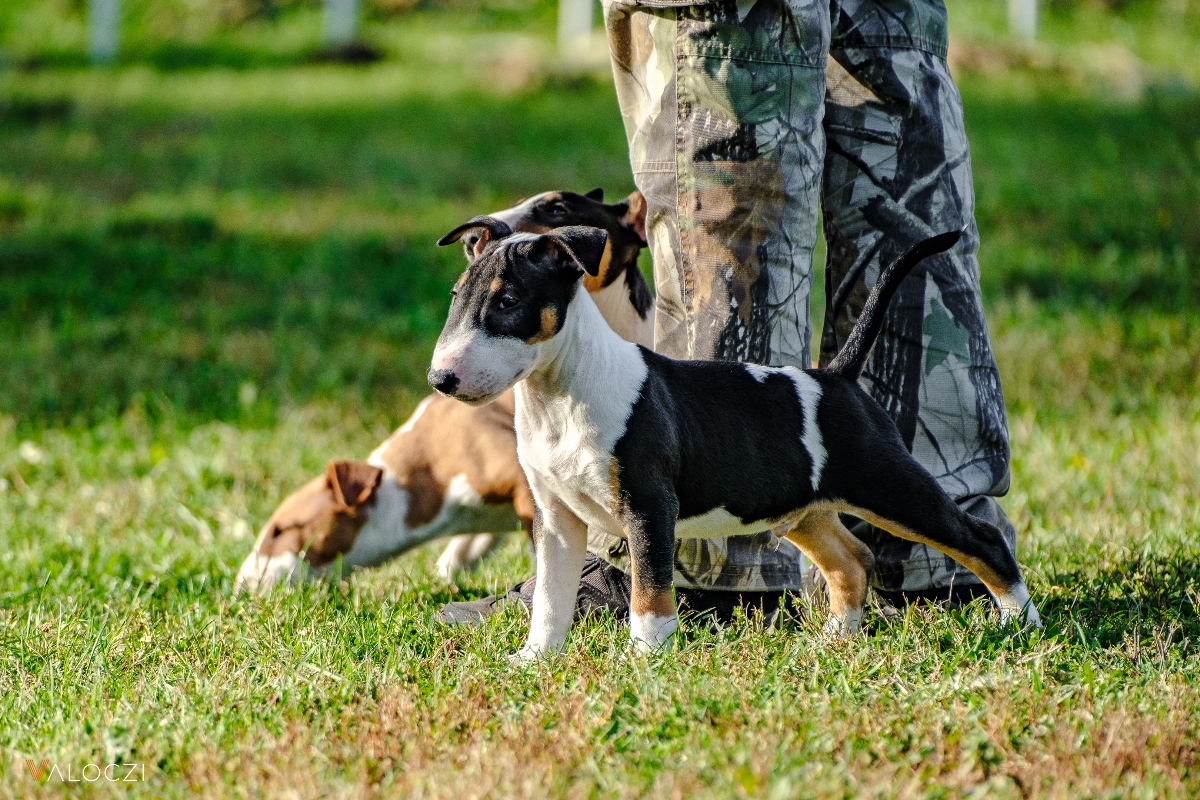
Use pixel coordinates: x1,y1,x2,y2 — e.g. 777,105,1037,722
613,351,817,526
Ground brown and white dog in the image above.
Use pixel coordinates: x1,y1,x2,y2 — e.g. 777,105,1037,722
234,188,652,591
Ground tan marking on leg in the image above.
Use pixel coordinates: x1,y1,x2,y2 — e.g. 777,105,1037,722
607,457,624,513
624,514,674,618
524,306,559,344
783,511,872,632
630,585,675,617
848,507,1013,599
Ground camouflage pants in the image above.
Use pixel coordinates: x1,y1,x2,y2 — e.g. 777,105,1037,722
592,0,1017,594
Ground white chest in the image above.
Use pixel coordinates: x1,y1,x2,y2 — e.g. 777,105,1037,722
514,392,634,539
517,395,613,494
512,293,651,538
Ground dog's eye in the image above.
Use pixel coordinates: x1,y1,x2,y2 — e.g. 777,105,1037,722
547,203,565,216
449,289,458,297
497,295,520,310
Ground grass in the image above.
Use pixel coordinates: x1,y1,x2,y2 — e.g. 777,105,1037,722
2,0,1200,796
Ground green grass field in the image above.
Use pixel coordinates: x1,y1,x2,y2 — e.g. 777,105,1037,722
2,0,1199,796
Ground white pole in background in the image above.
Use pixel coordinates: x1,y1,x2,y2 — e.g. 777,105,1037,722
1008,0,1038,40
88,0,120,64
324,0,360,48
558,0,593,58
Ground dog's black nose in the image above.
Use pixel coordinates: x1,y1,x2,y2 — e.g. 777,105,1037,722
428,369,459,396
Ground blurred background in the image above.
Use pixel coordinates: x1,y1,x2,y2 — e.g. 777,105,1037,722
0,0,1197,430
0,0,1197,537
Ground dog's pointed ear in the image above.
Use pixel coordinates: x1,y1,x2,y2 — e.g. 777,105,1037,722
540,226,609,277
326,460,383,510
619,190,647,245
437,216,514,260
585,187,604,201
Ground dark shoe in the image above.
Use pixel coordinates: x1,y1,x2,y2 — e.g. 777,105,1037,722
872,583,994,610
433,553,803,627
676,586,805,627
433,553,631,626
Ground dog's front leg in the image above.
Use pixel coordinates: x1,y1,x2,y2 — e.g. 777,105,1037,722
436,534,495,580
624,496,679,654
515,498,587,662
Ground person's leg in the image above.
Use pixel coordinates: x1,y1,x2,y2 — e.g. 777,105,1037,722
820,0,1017,599
439,0,833,626
598,0,830,594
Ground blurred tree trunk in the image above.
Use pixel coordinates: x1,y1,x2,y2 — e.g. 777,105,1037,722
558,0,593,57
325,0,360,47
88,0,119,64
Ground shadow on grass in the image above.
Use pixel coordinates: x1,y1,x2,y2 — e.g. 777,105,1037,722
0,72,1197,427
1038,552,1200,648
0,83,633,427
15,42,325,74
968,88,1200,310
846,552,1199,660
0,225,456,427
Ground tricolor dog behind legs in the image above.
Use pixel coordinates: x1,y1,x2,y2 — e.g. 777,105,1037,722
428,221,1041,660
438,188,653,349
235,189,651,591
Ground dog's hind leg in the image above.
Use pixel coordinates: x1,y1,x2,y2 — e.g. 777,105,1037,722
782,511,874,636
852,504,1039,628
824,431,1040,628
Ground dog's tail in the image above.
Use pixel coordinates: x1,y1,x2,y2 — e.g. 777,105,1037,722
827,227,966,381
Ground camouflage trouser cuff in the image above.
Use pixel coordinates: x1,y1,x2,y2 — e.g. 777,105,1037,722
588,494,1017,593
588,529,810,593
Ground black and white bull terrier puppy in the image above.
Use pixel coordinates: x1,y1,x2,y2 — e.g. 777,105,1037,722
427,220,1041,660
235,189,651,591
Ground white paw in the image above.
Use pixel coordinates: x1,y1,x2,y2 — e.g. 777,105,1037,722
234,552,301,594
629,633,676,656
507,644,551,665
436,558,464,583
997,583,1042,629
629,612,678,655
822,607,864,637
435,535,473,581
999,602,1042,630
464,533,496,563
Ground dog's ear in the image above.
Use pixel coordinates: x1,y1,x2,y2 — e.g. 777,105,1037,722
538,226,609,277
619,190,647,245
585,187,604,201
326,460,383,510
437,216,514,260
